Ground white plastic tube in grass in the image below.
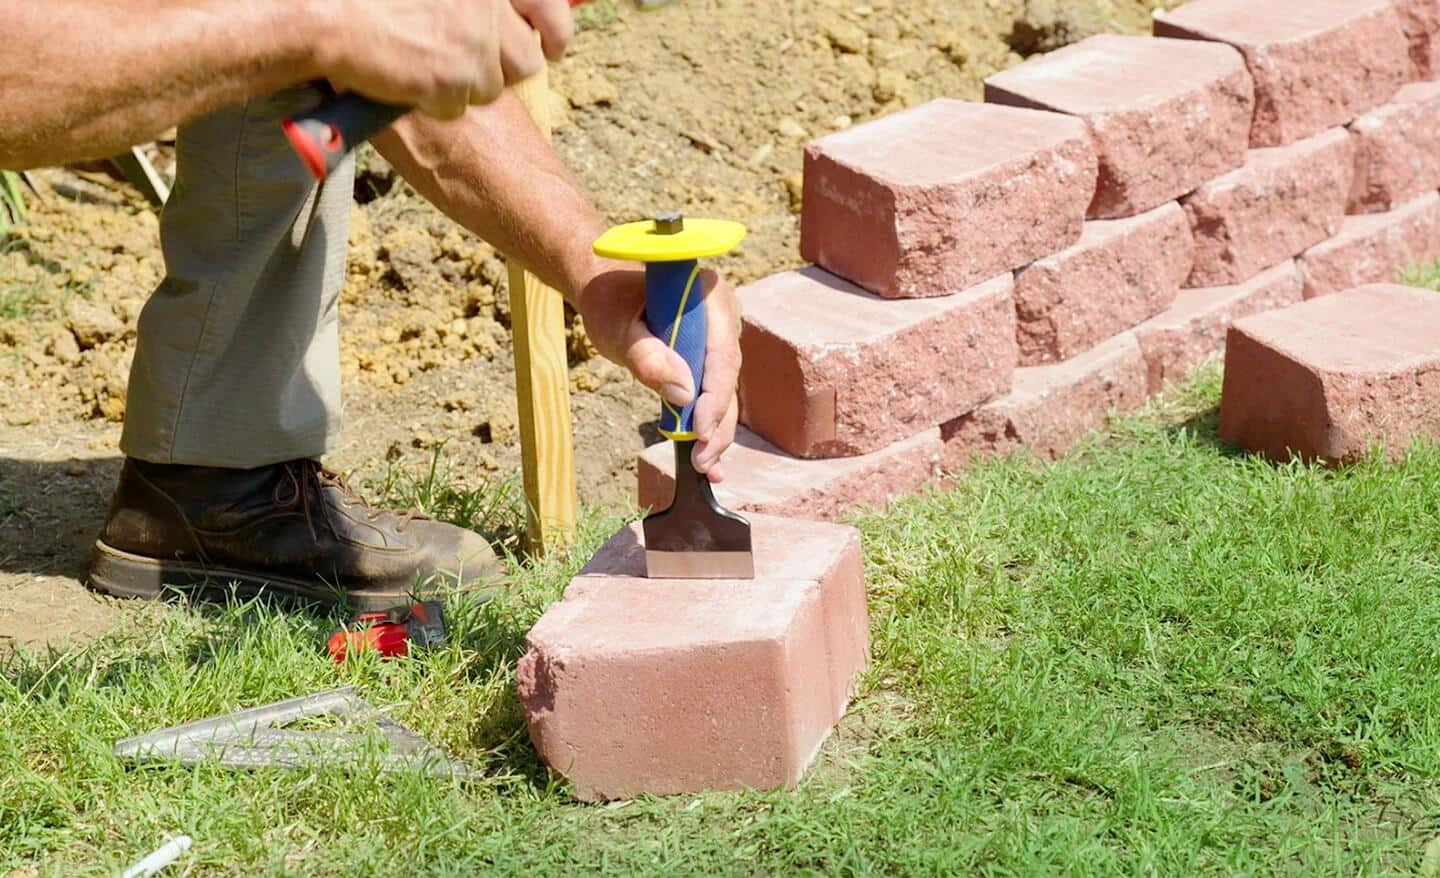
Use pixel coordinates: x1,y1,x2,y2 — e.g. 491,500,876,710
121,835,191,878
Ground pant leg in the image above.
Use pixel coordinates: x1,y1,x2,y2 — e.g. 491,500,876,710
120,85,356,468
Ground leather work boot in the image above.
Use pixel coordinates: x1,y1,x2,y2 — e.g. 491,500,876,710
89,458,504,613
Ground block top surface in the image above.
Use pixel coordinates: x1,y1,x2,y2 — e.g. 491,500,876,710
1009,332,1142,397
530,514,860,653
808,98,1087,188
1205,127,1351,184
1231,284,1440,373
1156,0,1397,45
739,267,1012,345
641,427,940,507
985,35,1245,113
1323,191,1440,245
1152,261,1299,326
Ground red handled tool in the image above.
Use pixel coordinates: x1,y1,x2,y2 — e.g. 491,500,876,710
284,0,592,181
325,600,448,662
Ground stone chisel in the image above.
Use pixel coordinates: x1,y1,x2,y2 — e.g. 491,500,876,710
593,213,755,579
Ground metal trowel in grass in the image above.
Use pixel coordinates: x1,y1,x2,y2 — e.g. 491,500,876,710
593,213,754,579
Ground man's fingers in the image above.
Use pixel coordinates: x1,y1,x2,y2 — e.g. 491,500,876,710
626,326,693,406
693,396,738,482
497,5,547,84
513,0,576,61
693,270,742,442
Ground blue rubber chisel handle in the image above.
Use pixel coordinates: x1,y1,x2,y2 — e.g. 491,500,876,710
283,92,408,182
644,260,706,440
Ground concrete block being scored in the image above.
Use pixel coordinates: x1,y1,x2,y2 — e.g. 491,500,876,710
1133,260,1304,394
985,34,1254,219
736,267,1016,458
941,332,1148,468
517,514,868,801
1218,284,1440,463
1181,128,1355,288
1155,0,1409,147
638,426,942,522
800,99,1096,298
1299,191,1440,299
1013,202,1192,366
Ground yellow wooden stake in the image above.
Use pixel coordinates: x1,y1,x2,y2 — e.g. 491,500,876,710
507,63,578,553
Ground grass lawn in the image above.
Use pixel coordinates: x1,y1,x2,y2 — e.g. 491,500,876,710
4,364,1440,875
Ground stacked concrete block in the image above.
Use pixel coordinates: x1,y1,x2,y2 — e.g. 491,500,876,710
1155,0,1410,147
1013,203,1193,366
1300,192,1440,298
1181,128,1355,287
800,99,1096,297
735,268,1016,459
1393,0,1440,79
1134,261,1305,394
638,427,941,522
518,515,868,801
984,34,1254,219
1347,81,1440,214
1218,284,1440,463
941,333,1149,467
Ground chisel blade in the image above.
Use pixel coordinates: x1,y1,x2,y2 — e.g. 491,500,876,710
643,440,754,579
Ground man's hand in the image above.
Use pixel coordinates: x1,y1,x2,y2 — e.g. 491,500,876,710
321,0,575,119
577,266,742,484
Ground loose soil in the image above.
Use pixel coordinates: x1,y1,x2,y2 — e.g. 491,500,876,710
0,0,1179,650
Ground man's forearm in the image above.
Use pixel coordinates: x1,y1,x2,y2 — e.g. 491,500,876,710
0,0,323,169
374,93,614,306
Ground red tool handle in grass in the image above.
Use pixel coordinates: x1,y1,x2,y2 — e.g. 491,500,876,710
283,0,593,181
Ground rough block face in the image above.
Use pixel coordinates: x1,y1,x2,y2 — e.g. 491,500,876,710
1218,284,1440,463
800,99,1096,297
985,34,1254,219
1182,128,1355,287
638,427,941,522
1134,260,1304,394
941,332,1148,467
737,268,1016,458
517,515,868,801
1348,81,1440,214
1394,0,1440,78
1155,0,1410,147
1013,203,1192,365
1300,191,1440,299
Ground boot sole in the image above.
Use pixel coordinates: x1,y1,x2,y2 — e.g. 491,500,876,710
89,540,494,614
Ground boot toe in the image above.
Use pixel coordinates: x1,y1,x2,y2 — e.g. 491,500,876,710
413,521,505,594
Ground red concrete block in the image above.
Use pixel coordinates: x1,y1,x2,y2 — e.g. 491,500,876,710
1394,0,1440,79
1013,202,1192,366
1182,128,1355,287
638,427,941,522
737,268,1016,458
800,99,1096,298
1348,81,1440,214
985,34,1254,219
1218,284,1440,463
1300,191,1440,299
517,514,868,801
1134,260,1304,394
1155,0,1410,147
941,332,1148,466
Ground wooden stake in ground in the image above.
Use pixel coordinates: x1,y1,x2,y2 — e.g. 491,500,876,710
507,64,578,554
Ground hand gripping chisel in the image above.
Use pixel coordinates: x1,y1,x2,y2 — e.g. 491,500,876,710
592,213,755,579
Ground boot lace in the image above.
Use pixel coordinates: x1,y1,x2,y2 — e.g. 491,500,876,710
283,460,427,534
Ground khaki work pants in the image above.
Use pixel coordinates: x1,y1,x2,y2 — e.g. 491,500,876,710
120,86,356,468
